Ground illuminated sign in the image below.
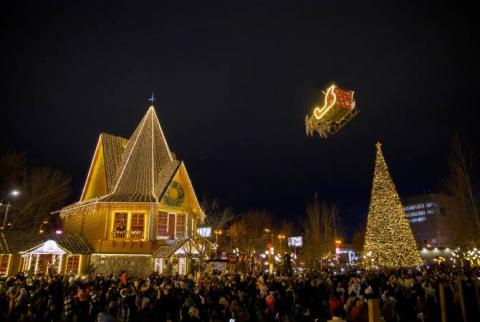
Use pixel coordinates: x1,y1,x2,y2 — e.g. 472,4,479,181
288,236,303,248
197,227,212,238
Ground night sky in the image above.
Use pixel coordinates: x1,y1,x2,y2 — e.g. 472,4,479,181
1,1,479,236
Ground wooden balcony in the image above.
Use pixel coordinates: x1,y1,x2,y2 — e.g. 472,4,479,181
94,239,160,254
112,230,144,240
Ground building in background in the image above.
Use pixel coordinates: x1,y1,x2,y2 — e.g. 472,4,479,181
402,193,450,247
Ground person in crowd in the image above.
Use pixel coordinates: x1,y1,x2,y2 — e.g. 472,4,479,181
0,264,478,322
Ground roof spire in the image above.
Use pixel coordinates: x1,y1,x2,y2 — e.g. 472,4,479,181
148,92,156,105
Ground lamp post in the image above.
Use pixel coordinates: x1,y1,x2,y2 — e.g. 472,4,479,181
214,229,222,258
335,240,342,264
1,189,20,230
214,229,223,245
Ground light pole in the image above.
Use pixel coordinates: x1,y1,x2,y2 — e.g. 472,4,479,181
214,229,222,258
1,190,20,230
335,239,342,264
214,229,223,245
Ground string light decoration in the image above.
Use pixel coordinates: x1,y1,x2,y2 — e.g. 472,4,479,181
162,181,186,207
62,105,199,209
363,143,423,268
305,85,358,138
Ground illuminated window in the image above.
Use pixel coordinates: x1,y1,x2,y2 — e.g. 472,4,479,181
0,255,9,276
130,213,145,239
409,216,427,223
157,212,168,237
113,212,128,238
176,214,186,238
66,255,80,274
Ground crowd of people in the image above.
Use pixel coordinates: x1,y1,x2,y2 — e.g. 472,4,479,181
0,264,479,322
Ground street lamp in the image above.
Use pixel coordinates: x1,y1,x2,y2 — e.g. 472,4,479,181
214,229,223,259
214,229,223,245
1,189,21,230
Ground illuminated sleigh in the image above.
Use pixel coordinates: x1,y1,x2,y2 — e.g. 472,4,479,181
305,85,358,138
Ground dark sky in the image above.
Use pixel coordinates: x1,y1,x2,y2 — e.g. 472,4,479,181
1,1,479,236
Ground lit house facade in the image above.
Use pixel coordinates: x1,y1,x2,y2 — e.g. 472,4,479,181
58,106,207,276
1,106,208,277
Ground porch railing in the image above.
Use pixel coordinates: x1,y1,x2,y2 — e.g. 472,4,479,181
112,230,144,239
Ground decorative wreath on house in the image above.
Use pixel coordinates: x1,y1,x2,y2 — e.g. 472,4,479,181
163,181,185,207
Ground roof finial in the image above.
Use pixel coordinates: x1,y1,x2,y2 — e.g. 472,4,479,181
148,93,156,105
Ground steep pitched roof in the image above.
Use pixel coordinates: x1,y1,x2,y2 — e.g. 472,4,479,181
1,231,92,254
102,106,177,202
102,133,128,191
153,237,213,258
80,133,127,201
60,105,197,213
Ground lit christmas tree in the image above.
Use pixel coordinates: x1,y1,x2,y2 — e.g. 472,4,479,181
363,143,423,268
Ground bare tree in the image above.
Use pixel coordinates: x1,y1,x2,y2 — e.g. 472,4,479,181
0,153,26,188
201,198,235,229
441,134,480,247
0,153,71,233
303,200,343,268
230,210,273,254
279,219,295,237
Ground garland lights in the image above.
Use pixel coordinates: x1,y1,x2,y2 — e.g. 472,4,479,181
163,181,185,207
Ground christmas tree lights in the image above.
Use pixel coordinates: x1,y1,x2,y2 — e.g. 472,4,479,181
363,143,423,268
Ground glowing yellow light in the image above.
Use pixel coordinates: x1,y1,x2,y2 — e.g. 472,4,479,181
313,85,337,120
363,143,423,268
